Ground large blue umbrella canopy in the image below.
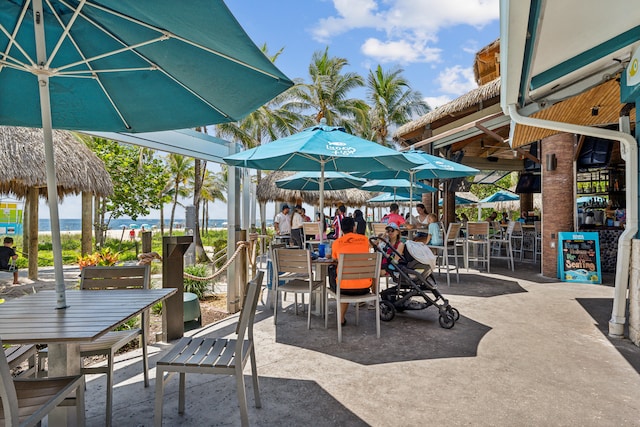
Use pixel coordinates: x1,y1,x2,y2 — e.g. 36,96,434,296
0,0,293,308
276,171,366,191
367,192,422,204
356,150,479,180
225,119,419,240
479,190,520,203
361,179,436,195
439,195,478,206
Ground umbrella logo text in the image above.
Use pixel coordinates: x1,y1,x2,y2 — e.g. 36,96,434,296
327,141,356,156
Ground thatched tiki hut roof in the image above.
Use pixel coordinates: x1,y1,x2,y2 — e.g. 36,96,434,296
256,171,373,207
0,126,113,281
0,126,113,198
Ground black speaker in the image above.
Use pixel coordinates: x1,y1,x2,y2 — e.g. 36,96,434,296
546,153,557,171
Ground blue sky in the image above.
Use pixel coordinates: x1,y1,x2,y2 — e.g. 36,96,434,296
44,0,500,221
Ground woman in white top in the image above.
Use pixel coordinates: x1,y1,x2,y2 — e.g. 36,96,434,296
290,205,305,248
414,203,429,226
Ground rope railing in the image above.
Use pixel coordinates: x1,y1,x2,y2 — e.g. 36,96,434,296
181,241,251,281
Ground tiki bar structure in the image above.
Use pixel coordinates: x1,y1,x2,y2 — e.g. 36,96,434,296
0,126,113,279
394,39,630,279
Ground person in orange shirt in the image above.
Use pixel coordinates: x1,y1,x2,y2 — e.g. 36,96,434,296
331,216,373,325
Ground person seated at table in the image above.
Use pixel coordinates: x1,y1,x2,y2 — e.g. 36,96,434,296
378,222,406,272
459,212,469,224
274,204,291,237
353,209,367,235
301,208,311,222
382,203,407,227
414,203,429,226
423,214,443,246
0,236,19,284
518,211,527,223
330,217,373,325
500,211,510,225
486,211,498,222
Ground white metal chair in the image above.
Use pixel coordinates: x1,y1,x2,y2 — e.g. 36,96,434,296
325,252,382,343
465,222,490,272
490,221,515,271
427,222,462,286
0,338,85,427
154,271,264,427
302,222,322,250
39,265,150,427
510,221,525,261
273,248,323,329
534,221,542,260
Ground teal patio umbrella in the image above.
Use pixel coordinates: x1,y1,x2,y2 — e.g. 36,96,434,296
0,0,293,308
362,179,436,195
367,192,422,204
439,195,478,206
477,190,520,220
276,171,366,191
225,119,419,240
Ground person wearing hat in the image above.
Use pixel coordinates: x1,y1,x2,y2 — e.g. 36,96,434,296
290,204,305,248
274,204,291,237
379,222,405,271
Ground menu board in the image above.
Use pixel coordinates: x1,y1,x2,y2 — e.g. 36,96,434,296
558,232,601,284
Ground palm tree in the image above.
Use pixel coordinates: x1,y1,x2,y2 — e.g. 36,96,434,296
217,44,306,233
166,154,194,236
366,65,430,146
199,169,227,233
288,47,369,134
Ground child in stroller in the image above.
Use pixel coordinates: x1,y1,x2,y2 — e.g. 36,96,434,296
370,235,459,328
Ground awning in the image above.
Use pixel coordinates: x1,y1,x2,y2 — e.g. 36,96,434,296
82,129,233,163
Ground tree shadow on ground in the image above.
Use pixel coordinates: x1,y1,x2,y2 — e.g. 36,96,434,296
437,273,528,298
576,298,640,374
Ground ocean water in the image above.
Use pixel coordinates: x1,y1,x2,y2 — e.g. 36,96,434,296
38,218,230,232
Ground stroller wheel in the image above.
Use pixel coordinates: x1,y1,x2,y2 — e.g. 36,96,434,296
438,313,455,329
379,300,396,321
447,307,460,321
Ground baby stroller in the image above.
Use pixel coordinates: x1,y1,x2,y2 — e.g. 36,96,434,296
369,236,459,328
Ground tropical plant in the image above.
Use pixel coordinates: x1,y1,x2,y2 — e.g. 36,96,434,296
288,47,368,133
77,248,120,269
183,264,212,299
166,153,194,236
366,65,430,146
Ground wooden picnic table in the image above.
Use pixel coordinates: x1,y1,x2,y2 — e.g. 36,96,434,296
0,288,176,425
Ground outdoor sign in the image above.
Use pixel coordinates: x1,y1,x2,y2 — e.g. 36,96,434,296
0,202,23,236
558,232,601,284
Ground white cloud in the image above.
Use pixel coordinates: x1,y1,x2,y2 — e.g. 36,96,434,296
312,0,499,64
435,65,477,96
424,95,452,109
361,38,441,64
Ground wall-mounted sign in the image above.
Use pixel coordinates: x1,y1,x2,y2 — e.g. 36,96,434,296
627,45,640,86
558,232,601,284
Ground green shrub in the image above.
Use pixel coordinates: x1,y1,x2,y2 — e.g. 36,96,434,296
183,264,212,299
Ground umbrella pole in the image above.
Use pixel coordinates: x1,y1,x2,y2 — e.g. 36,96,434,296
319,164,325,243
34,1,67,309
409,172,414,225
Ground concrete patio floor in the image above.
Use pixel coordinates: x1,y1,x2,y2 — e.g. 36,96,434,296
77,261,640,426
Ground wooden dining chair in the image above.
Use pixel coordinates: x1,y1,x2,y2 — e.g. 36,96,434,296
325,252,382,343
154,271,264,427
39,265,150,427
4,345,37,378
302,222,322,250
0,338,85,427
371,223,388,236
272,248,323,329
465,222,490,273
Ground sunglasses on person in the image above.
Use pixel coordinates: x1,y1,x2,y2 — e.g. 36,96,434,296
385,228,397,233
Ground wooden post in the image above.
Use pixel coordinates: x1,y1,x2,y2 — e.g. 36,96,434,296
161,236,193,341
81,192,92,256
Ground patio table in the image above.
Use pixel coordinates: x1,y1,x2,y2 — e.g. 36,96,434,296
0,288,176,425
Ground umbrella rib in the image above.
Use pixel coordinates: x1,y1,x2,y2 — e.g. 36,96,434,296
43,0,87,69
0,7,36,71
82,0,288,82
54,0,233,121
